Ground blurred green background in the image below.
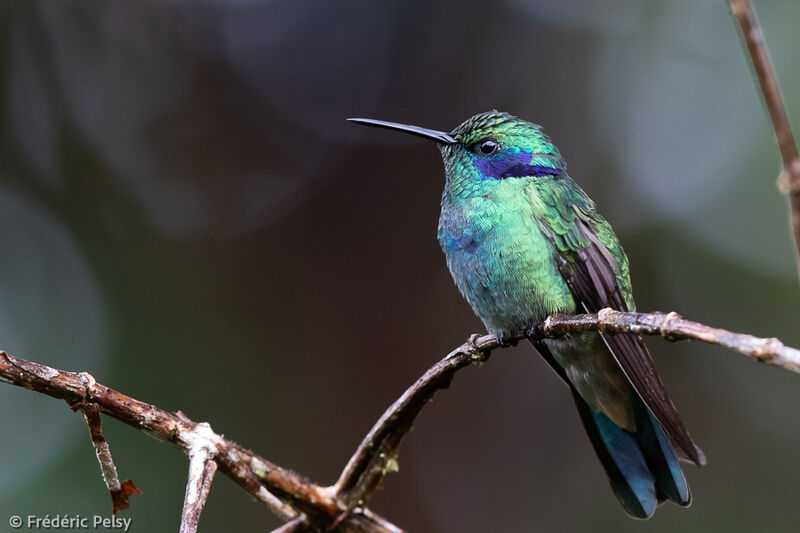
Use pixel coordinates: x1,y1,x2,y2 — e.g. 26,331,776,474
1,1,799,532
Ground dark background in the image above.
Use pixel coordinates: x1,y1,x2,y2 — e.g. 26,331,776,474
1,1,799,532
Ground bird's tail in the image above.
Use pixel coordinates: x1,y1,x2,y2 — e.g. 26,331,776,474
571,388,690,519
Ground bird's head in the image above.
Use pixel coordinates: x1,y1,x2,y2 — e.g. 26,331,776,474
348,111,565,194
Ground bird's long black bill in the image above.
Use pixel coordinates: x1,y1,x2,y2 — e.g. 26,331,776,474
347,117,457,145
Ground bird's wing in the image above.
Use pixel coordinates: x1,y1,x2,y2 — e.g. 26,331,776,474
535,180,704,466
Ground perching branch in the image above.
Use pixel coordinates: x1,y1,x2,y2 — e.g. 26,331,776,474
335,308,800,511
1,309,797,532
728,0,800,278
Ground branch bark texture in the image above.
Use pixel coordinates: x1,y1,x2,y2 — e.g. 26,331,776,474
179,433,218,533
80,402,141,513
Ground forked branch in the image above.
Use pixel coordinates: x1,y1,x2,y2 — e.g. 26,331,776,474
1,309,797,532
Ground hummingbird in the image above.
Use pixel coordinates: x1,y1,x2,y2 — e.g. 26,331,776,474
348,111,705,518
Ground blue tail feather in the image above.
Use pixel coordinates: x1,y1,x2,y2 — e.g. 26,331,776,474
572,389,658,518
533,340,692,518
634,400,691,506
572,389,690,518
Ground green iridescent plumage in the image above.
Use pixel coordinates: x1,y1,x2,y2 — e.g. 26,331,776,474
349,111,704,519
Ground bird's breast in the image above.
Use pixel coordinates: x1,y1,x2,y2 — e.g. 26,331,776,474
438,184,575,336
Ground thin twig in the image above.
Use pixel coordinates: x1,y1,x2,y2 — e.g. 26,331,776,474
728,0,800,277
80,401,141,514
179,427,218,533
335,308,800,509
269,517,308,533
268,512,404,533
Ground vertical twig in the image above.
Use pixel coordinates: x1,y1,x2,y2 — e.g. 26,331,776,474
728,0,800,277
179,440,218,533
79,394,141,514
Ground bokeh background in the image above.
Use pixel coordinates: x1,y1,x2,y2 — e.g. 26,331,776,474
1,1,799,532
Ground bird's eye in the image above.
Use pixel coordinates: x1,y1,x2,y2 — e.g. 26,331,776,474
474,139,500,156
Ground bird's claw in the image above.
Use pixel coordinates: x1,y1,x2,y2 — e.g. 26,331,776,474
526,319,545,341
497,333,518,348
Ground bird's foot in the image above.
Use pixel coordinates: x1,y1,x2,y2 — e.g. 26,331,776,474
496,333,518,348
525,319,545,342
